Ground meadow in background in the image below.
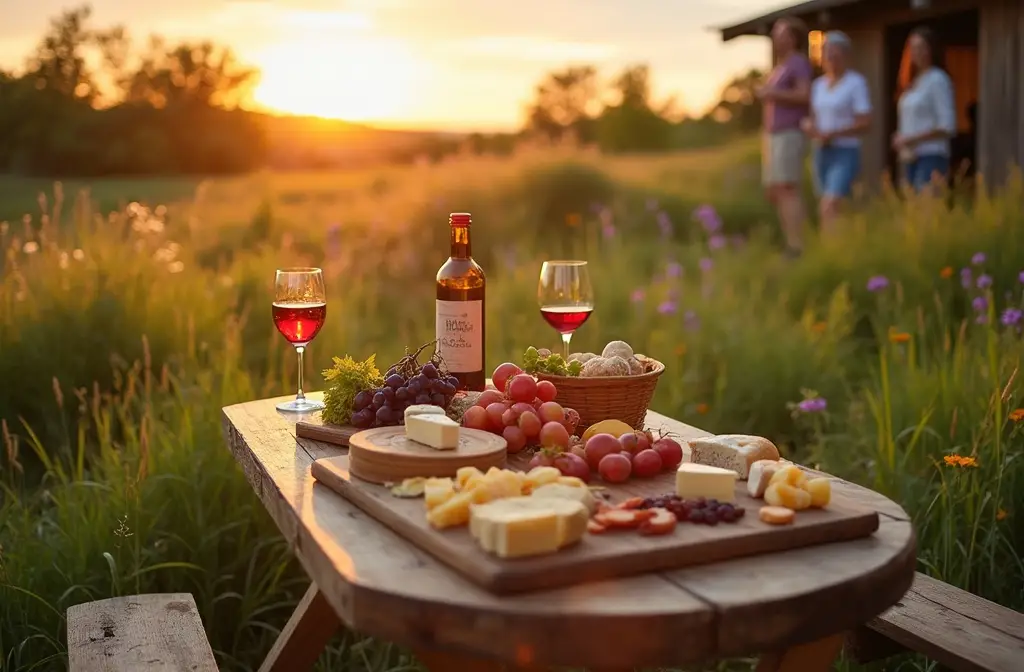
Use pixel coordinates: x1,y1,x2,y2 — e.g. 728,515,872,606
1,136,1023,671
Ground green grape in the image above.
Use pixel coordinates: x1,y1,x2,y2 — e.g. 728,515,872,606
568,360,583,376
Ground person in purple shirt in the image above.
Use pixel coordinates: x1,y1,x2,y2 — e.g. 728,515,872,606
757,17,813,257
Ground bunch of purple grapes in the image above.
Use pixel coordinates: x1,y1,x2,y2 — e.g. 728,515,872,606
350,361,460,429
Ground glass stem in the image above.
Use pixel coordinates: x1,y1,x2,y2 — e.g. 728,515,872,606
295,345,306,401
561,333,572,360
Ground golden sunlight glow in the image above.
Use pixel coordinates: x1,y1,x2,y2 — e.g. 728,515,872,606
252,34,423,122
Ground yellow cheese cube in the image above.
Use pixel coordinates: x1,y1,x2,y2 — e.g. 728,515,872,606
768,464,808,489
456,466,484,490
469,471,523,504
806,478,832,508
426,491,474,528
556,476,587,488
675,463,737,503
522,466,561,494
423,477,454,510
764,482,812,511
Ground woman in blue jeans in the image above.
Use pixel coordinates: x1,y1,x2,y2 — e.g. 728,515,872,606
801,31,873,233
892,27,957,193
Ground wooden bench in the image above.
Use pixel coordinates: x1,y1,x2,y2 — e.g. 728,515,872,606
846,571,1024,672
67,593,217,671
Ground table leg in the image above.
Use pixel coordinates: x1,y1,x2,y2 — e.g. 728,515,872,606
257,583,342,672
755,633,846,672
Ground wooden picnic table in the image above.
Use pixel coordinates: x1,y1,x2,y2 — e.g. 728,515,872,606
222,392,916,672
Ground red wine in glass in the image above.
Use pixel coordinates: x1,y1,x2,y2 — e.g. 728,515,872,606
540,306,593,334
272,302,327,345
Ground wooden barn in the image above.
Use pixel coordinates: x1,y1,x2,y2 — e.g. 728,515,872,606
718,0,1024,189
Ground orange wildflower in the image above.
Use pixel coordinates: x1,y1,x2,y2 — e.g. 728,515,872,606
674,343,687,356
888,330,911,344
811,321,827,334
696,403,710,415
996,508,1009,521
565,213,582,227
943,454,979,468
939,266,954,279
1009,408,1024,422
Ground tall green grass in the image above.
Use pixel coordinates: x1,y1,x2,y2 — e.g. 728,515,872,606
1,139,1022,671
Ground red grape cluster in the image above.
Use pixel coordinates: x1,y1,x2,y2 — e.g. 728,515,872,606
351,348,459,429
640,495,746,525
461,362,580,454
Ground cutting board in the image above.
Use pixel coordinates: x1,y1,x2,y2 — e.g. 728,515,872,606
311,455,880,595
346,426,507,484
295,415,357,446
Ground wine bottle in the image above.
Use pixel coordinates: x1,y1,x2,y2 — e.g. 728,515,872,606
436,212,486,391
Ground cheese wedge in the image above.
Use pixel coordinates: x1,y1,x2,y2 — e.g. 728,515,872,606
531,483,598,514
405,413,460,450
675,462,737,503
469,497,588,558
404,404,447,422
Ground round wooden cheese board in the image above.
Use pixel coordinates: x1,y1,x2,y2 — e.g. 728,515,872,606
347,426,508,484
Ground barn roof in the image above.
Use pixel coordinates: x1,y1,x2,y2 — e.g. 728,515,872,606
717,0,867,41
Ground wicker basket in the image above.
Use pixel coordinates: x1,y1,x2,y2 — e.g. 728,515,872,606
536,359,665,431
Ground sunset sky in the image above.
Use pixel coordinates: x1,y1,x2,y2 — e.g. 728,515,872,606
0,0,776,131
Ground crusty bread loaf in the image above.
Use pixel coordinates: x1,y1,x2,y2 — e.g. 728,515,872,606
687,434,780,480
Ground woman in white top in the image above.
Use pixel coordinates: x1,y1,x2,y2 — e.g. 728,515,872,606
800,31,873,233
892,27,957,193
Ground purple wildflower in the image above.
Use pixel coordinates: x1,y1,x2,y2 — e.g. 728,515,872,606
1019,270,1024,284
797,397,827,413
699,257,714,273
960,267,973,288
972,296,988,313
656,211,673,239
1000,308,1022,327
709,234,727,250
971,252,986,265
683,310,700,331
976,274,993,289
646,198,659,212
631,288,646,303
602,222,616,239
866,275,889,292
657,300,678,315
666,261,683,278
693,204,723,233
599,208,615,239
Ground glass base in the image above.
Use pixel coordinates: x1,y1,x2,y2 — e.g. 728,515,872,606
276,397,325,413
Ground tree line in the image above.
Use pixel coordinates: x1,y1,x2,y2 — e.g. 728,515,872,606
0,5,264,176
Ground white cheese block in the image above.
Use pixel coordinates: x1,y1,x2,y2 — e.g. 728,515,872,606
675,462,737,503
469,497,588,558
404,404,447,422
404,413,460,450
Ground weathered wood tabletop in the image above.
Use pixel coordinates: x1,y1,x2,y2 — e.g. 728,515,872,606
222,392,916,672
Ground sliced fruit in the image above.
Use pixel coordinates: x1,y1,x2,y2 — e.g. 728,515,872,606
581,419,636,443
639,508,677,535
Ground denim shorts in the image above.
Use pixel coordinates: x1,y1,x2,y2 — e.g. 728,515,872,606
813,145,861,198
904,154,950,191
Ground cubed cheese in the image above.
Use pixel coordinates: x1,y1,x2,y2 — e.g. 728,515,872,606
404,404,447,422
423,477,455,510
675,463,737,503
469,497,588,558
405,413,461,450
748,459,787,498
531,482,598,514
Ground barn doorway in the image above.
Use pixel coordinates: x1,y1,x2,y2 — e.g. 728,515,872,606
883,8,979,187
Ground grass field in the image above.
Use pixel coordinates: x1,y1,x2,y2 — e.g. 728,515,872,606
1,137,1023,672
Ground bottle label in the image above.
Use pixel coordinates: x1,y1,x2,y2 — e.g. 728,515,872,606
436,300,483,372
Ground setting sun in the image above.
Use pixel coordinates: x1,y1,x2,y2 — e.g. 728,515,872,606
252,35,425,122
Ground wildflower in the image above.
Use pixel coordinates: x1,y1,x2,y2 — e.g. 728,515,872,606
976,274,993,289
666,261,683,278
797,397,827,413
168,261,184,274
683,310,700,331
565,213,581,227
695,402,710,415
72,249,84,261
996,508,1009,521
674,343,687,356
602,222,616,239
943,454,978,468
972,296,987,313
1009,408,1024,422
631,288,646,303
811,321,827,334
22,241,38,254
971,252,986,265
693,204,723,233
939,266,954,279
888,330,911,344
656,211,673,238
866,275,889,292
59,251,69,269
657,300,677,315
1001,308,1022,328
960,267,973,288
646,198,659,212
699,257,714,273
709,234,727,250
1019,270,1024,284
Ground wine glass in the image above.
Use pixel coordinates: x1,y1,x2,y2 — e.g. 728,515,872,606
538,260,594,359
273,268,327,413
